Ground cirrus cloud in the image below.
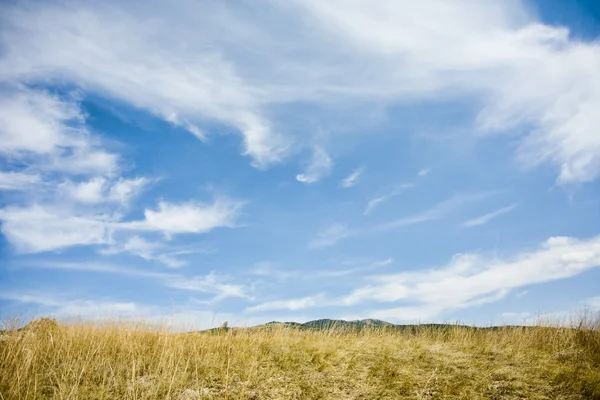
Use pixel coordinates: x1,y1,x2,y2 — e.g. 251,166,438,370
248,234,600,322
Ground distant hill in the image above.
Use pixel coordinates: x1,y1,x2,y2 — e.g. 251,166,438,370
273,318,395,330
300,318,392,329
202,319,487,333
256,318,391,331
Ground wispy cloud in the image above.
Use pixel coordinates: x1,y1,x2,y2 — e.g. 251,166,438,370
364,183,415,215
364,168,431,215
364,196,387,216
293,1,600,183
0,291,273,330
2,1,600,180
1,5,288,167
339,167,364,188
2,0,600,327
296,146,333,184
23,260,170,279
0,82,242,267
417,168,431,177
0,86,146,254
309,192,495,248
309,223,351,248
372,192,495,233
59,177,150,206
500,295,600,326
0,87,119,175
0,171,41,191
318,258,393,277
100,236,211,268
461,203,519,228
12,261,247,302
316,192,493,248
59,176,150,206
250,261,299,281
581,296,600,311
246,294,326,312
166,271,247,301
0,196,242,254
249,234,600,321
122,198,242,236
0,205,111,253
0,292,149,319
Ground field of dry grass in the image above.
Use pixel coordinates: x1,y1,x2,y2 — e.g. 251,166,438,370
1,317,600,399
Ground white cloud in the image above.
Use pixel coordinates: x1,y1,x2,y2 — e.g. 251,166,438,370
296,146,332,184
364,183,415,215
295,1,600,183
251,261,299,281
249,234,600,322
0,84,225,261
501,312,533,319
417,168,431,177
107,178,149,205
101,236,187,268
372,192,494,233
364,171,427,215
364,196,386,216
166,271,247,300
56,300,142,318
24,260,170,279
123,198,242,236
0,171,40,190
101,236,212,268
0,87,83,156
13,261,247,303
0,205,110,253
309,223,351,248
2,1,600,181
0,291,278,330
0,86,134,252
0,85,162,258
318,258,393,277
499,295,600,326
339,167,364,188
60,177,149,205
0,87,119,176
317,192,493,248
0,292,148,319
60,177,107,204
0,2,287,167
0,196,241,254
246,295,325,312
49,146,120,176
0,87,231,256
125,237,183,267
581,296,600,311
461,203,518,228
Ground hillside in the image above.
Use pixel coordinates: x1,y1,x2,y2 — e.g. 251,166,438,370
1,318,600,399
262,318,394,330
208,318,515,334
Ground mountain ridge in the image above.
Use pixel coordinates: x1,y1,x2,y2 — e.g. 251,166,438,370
200,318,501,333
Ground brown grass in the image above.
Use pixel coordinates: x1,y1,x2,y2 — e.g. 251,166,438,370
1,316,599,399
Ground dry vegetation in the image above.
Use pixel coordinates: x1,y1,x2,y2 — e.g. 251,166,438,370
1,316,600,399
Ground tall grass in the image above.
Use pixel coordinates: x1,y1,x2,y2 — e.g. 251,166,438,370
1,315,599,399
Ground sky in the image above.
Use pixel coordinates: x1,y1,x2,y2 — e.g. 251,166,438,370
1,0,600,330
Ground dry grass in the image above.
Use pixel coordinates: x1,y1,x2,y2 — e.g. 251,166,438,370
1,316,600,399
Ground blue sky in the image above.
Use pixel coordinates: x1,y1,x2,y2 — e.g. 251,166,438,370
1,0,600,329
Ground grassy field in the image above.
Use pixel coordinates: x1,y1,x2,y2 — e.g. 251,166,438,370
1,317,599,399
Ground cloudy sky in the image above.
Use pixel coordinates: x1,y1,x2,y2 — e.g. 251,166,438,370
1,0,600,329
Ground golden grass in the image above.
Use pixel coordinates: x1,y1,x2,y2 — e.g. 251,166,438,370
1,316,600,399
